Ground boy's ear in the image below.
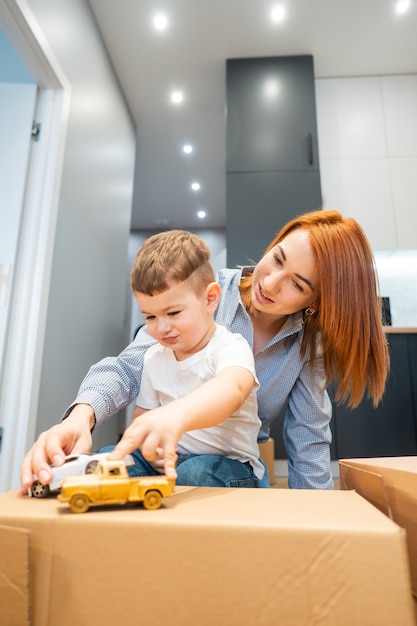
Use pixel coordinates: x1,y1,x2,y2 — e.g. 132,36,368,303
205,281,221,311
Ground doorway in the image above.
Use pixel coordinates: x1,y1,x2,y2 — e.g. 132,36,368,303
0,59,37,384
0,0,70,491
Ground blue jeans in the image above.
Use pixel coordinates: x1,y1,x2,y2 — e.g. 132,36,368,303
99,446,261,488
258,459,271,488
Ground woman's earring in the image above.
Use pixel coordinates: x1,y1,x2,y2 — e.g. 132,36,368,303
305,307,316,316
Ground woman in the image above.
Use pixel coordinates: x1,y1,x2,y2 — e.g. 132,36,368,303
21,210,389,491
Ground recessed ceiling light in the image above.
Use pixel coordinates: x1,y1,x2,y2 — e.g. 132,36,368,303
197,210,206,219
270,5,286,23
191,182,200,191
183,144,193,154
152,13,168,31
395,0,410,14
263,78,280,99
170,91,183,104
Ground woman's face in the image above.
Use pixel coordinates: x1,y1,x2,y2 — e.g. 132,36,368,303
251,229,318,317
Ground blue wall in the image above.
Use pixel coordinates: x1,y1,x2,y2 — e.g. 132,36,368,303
0,27,34,83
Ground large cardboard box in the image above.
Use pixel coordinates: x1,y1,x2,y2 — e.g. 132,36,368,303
0,487,414,626
339,456,417,599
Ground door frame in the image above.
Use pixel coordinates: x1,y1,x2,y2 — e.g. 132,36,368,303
0,0,70,490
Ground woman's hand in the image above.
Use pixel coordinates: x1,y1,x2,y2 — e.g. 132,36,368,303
20,404,95,494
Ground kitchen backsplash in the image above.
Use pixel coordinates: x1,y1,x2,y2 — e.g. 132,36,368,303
374,250,417,327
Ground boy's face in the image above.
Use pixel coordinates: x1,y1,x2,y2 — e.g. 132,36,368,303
135,280,217,360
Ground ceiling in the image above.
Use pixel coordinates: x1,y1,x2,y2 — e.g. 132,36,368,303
88,0,417,231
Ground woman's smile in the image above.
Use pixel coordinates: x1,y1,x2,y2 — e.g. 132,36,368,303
257,283,275,304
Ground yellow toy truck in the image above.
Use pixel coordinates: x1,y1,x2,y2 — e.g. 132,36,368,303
57,459,175,513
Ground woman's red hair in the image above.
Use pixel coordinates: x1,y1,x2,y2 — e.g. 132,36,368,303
240,209,389,408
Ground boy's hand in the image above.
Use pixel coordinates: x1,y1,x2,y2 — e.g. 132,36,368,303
108,409,182,479
146,452,168,474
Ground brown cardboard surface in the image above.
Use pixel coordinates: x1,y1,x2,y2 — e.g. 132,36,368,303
0,525,31,626
0,487,414,626
339,456,417,600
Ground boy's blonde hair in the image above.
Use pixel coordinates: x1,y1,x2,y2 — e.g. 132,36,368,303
131,230,215,296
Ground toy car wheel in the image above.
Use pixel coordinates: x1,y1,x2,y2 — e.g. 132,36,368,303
31,481,51,498
85,460,98,474
70,493,90,514
143,490,162,510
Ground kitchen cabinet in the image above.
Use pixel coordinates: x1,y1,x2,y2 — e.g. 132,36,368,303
227,55,320,172
271,332,417,461
407,334,417,410
389,157,417,249
226,170,322,267
315,77,386,160
226,55,322,268
318,158,397,250
316,74,417,249
332,333,417,458
382,75,417,157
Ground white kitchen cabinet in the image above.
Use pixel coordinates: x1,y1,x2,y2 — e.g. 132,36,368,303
382,75,417,157
316,74,417,249
315,77,387,160
320,157,396,249
389,158,417,249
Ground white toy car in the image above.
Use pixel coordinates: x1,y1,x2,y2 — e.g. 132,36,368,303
29,452,133,498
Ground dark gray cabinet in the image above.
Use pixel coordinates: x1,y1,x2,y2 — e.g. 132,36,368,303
226,170,322,266
271,332,417,461
331,334,417,458
226,55,322,268
408,334,417,406
227,55,320,172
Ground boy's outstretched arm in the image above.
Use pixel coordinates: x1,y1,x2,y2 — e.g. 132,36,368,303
108,366,255,478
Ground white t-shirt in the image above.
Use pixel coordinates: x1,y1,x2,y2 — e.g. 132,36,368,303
136,324,264,479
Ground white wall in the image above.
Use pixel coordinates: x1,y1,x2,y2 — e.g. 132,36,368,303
27,0,136,449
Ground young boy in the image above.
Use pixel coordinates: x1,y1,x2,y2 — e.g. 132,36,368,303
107,230,264,487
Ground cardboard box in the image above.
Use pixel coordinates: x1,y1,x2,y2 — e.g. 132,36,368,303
0,488,414,626
258,437,276,485
339,456,417,599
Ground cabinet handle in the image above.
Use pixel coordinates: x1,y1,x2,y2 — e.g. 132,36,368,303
307,133,313,166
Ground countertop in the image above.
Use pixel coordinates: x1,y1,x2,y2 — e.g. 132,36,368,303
383,327,417,333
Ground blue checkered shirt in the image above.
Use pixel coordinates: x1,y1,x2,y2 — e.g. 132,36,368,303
71,268,333,489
